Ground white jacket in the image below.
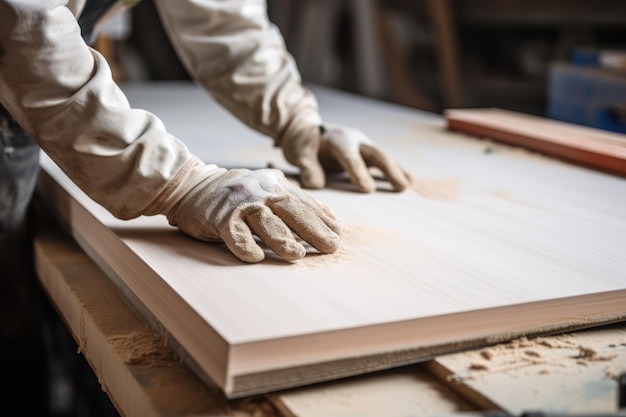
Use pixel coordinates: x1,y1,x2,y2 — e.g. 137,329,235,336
0,0,322,219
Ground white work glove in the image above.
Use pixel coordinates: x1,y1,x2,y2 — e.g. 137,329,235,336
154,0,410,194
164,167,342,263
281,123,412,193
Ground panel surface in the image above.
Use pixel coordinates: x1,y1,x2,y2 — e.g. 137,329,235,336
38,82,626,397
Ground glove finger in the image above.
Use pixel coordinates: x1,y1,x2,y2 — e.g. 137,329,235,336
219,218,266,263
269,195,341,254
285,186,343,236
296,154,326,189
245,206,307,261
327,144,376,193
361,145,411,191
260,169,341,234
283,126,326,189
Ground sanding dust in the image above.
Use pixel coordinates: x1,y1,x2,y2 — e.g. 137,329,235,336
109,328,177,366
469,363,489,371
261,223,396,267
574,346,617,362
295,223,396,269
235,397,282,417
480,350,494,360
64,257,227,415
446,332,626,382
410,177,462,201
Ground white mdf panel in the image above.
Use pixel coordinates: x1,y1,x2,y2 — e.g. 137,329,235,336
38,82,626,398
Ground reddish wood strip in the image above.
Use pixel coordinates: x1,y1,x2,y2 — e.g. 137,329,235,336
446,108,626,176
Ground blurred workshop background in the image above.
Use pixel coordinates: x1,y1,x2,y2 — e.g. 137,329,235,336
97,0,626,132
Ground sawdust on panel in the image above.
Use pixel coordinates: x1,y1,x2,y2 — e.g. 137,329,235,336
409,177,462,201
294,223,397,269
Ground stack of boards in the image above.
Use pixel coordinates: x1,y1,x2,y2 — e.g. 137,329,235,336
37,83,626,398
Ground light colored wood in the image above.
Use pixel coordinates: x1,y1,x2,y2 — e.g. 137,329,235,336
446,108,626,177
270,365,475,417
34,222,478,416
37,82,626,398
428,325,626,414
33,223,625,416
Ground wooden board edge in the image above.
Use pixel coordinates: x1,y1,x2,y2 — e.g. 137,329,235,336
445,109,626,177
227,293,626,398
36,168,233,395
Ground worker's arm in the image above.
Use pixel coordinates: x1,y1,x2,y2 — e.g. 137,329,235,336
0,0,339,262
153,0,411,192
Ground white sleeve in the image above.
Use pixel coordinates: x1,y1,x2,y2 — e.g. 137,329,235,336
153,0,323,146
0,0,213,219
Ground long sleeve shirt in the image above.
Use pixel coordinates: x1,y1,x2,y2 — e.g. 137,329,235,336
0,0,322,219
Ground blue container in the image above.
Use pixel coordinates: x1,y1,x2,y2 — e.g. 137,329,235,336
548,63,626,134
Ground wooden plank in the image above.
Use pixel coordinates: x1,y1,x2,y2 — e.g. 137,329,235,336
446,108,626,177
427,325,626,414
37,82,626,398
34,225,281,417
270,365,476,417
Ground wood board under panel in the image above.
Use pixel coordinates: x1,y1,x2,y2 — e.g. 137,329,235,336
427,324,626,413
37,82,626,398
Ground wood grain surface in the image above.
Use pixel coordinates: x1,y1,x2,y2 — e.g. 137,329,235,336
37,82,626,398
34,221,625,416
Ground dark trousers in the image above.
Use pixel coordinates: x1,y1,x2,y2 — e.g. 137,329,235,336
0,109,48,416
1,0,121,415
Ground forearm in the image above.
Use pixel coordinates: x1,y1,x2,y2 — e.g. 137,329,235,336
153,0,322,145
0,0,206,219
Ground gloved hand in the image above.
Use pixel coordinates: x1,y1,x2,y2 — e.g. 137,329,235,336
281,123,411,193
165,167,342,263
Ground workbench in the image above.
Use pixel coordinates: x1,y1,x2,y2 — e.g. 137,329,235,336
34,82,626,416
34,223,626,416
